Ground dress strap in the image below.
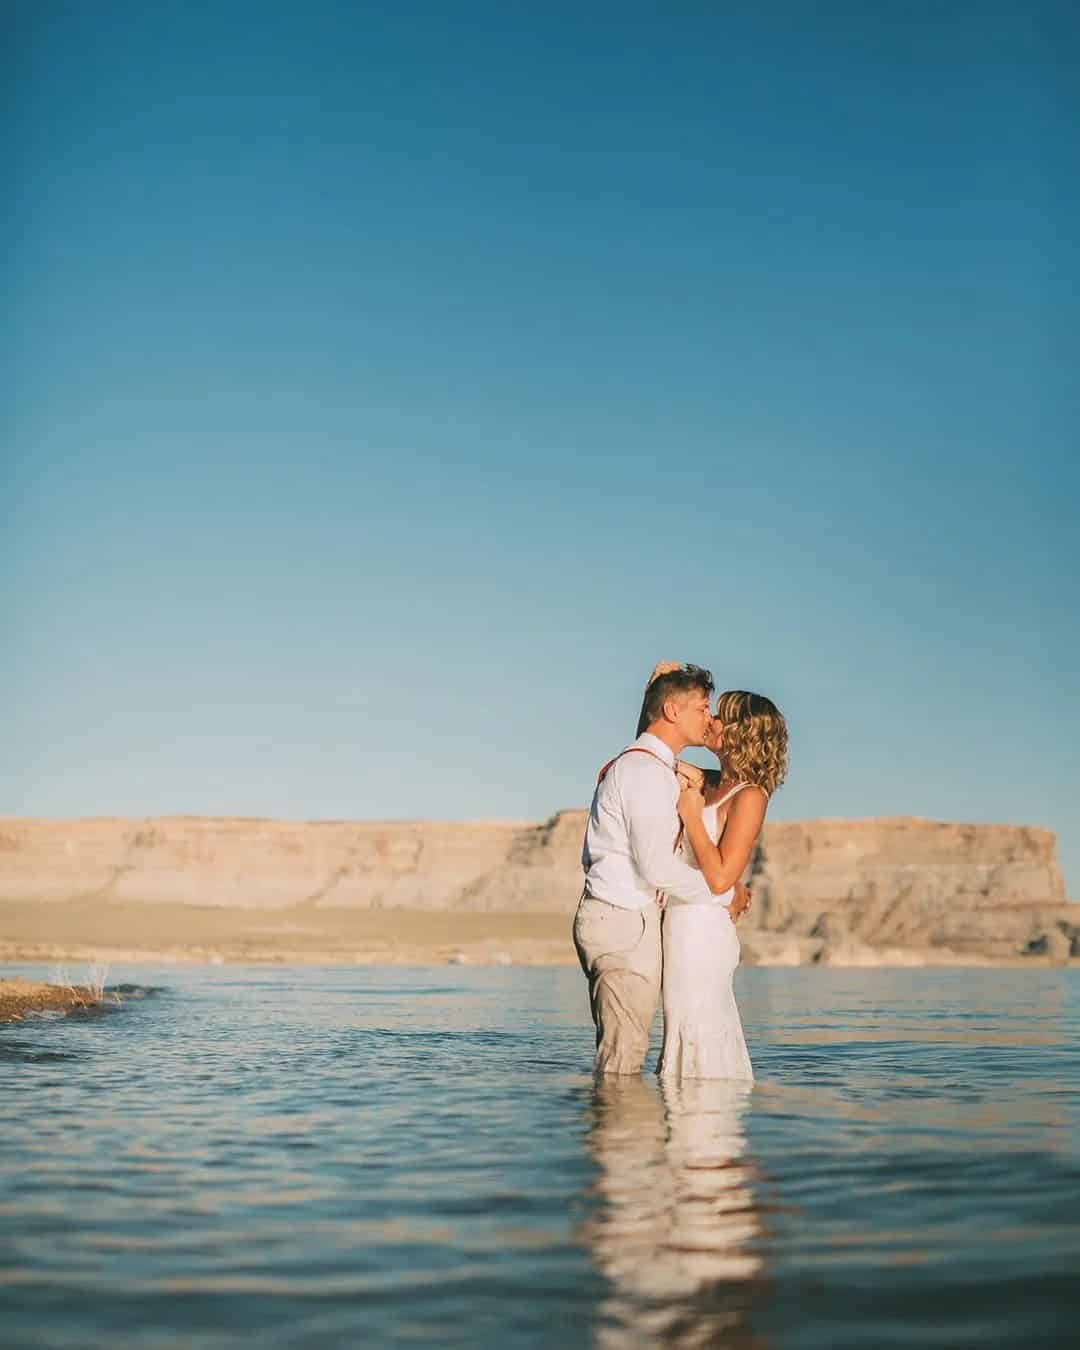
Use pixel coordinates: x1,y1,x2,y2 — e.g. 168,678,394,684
713,781,759,808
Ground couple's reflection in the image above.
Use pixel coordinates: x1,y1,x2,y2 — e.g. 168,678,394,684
583,1075,767,1348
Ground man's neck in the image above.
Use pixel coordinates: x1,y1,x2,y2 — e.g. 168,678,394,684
643,721,687,756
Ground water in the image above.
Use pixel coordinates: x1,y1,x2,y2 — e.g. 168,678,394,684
2,964,1078,1349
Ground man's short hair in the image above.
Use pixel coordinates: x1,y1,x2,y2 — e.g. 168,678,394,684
636,665,715,736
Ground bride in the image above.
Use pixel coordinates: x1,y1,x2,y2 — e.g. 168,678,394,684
641,664,789,1080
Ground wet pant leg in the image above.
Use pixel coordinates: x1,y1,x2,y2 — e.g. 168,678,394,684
572,896,662,1075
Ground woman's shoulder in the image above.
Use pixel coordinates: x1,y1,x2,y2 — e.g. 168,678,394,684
715,780,768,807
717,784,768,833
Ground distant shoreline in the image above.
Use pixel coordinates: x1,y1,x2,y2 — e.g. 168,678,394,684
1,901,1075,972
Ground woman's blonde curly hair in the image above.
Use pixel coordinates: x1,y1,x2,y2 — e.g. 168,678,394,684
715,691,789,797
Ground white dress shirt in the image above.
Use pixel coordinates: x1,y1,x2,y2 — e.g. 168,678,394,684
582,733,734,910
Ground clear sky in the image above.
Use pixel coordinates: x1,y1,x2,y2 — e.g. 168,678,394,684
6,2,1078,894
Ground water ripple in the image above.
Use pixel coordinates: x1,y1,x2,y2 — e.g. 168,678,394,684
1,963,1078,1348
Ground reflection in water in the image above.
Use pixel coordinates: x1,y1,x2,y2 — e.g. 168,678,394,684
5,966,1075,1349
583,1076,767,1349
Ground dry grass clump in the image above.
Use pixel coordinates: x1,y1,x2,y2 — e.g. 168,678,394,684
0,966,117,1022
50,964,112,1001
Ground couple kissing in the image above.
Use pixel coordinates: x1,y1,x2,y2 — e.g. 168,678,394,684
573,662,788,1080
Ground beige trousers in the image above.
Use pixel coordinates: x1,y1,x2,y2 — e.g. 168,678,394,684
572,894,662,1075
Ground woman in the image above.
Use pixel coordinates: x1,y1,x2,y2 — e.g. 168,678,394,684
642,665,789,1080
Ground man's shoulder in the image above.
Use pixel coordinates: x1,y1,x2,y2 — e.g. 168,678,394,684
615,746,667,769
608,747,673,787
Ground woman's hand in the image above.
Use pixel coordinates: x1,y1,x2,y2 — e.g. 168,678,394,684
647,660,681,687
727,880,753,922
677,783,705,823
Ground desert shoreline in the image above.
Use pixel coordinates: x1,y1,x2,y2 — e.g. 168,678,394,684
2,811,1075,968
1,899,1076,971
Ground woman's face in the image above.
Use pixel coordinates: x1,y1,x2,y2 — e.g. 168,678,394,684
703,716,725,755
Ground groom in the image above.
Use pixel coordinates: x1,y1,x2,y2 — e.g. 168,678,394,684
573,664,745,1075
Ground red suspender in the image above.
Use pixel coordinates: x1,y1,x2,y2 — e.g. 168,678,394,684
596,745,670,783
588,747,686,882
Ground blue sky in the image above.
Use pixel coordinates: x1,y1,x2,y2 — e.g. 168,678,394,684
6,2,1078,894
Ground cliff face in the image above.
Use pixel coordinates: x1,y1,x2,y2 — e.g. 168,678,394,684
0,812,1072,960
0,818,526,911
745,818,1068,960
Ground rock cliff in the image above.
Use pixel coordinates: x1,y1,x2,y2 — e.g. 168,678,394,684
744,818,1070,962
0,812,1073,963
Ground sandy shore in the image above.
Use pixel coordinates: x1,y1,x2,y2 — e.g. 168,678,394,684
1,899,1074,970
0,900,576,967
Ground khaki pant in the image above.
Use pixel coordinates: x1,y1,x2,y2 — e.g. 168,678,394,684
573,894,662,1075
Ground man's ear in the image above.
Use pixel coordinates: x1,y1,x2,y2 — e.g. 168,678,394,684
661,698,679,724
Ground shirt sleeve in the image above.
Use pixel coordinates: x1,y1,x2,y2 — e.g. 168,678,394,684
617,757,734,906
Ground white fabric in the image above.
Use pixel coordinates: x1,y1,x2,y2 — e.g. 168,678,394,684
582,734,732,911
659,798,754,1081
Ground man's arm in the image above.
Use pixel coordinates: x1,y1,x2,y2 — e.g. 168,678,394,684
619,758,735,907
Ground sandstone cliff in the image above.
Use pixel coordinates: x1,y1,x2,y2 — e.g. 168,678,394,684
0,813,1073,964
746,818,1070,960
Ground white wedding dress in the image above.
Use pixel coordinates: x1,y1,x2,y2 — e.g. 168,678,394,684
658,784,754,1081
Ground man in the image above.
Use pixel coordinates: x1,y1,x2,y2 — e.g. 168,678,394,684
573,665,749,1075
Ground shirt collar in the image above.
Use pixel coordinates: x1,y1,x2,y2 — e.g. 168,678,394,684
634,732,675,767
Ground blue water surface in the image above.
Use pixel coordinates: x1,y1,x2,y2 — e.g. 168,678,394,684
1,964,1078,1348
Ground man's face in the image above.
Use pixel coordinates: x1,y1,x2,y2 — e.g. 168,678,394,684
673,688,713,747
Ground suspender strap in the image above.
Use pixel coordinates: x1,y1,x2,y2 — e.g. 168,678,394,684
585,746,685,886
595,745,672,784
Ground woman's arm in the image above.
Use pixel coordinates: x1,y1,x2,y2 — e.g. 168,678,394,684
677,786,767,895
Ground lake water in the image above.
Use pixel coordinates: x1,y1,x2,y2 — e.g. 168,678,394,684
2,964,1078,1348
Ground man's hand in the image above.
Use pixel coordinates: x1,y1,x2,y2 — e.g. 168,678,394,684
677,783,705,823
728,880,753,922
